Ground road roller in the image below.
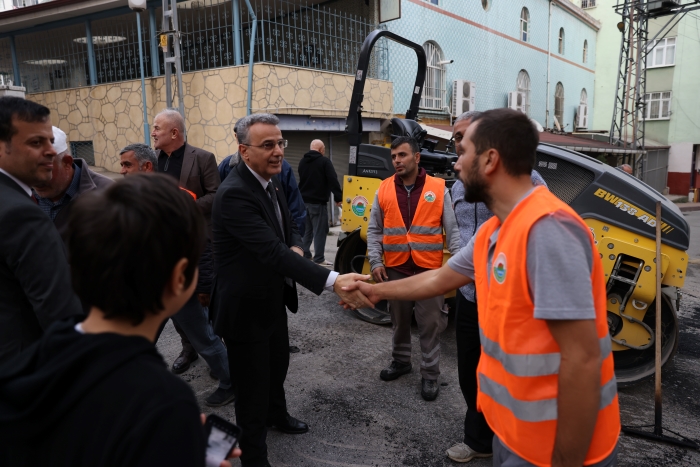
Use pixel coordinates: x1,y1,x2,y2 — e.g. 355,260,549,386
333,30,690,385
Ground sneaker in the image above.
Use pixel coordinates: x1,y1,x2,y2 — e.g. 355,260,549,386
314,260,333,266
446,442,492,463
379,361,412,381
421,378,439,401
205,387,236,407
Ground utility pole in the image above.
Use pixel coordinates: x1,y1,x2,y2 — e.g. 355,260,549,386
161,0,186,135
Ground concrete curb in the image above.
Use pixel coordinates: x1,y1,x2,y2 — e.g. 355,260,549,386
678,203,700,213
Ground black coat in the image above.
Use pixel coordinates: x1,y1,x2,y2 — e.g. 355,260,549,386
210,162,329,343
0,173,82,365
297,150,343,205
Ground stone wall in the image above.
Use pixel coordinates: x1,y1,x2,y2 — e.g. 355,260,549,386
28,63,393,172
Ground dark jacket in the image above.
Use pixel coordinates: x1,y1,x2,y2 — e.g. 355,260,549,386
179,143,221,234
0,319,205,466
219,154,306,236
0,173,82,366
54,158,113,240
210,162,329,343
298,150,342,205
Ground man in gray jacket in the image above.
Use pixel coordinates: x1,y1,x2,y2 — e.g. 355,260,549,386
367,136,460,401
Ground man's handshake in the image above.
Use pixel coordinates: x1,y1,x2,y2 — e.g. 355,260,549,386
333,274,378,310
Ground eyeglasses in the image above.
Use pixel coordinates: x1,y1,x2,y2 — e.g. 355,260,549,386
240,139,288,151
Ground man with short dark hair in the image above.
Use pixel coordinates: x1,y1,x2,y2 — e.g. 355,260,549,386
33,126,112,238
0,96,82,365
119,143,158,175
152,108,221,373
0,174,240,466
366,135,460,401
298,139,342,265
343,108,620,467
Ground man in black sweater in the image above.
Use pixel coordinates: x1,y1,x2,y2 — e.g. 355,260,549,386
297,139,342,265
0,174,239,467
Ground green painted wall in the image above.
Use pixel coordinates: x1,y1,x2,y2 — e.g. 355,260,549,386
667,17,700,146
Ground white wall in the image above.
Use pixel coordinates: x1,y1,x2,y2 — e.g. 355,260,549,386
668,141,693,173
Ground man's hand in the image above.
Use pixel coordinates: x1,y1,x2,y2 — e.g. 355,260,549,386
371,266,388,283
198,294,210,308
200,414,241,466
338,279,380,308
333,273,373,309
291,246,304,256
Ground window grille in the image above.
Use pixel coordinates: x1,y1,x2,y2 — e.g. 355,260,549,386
558,28,565,54
644,92,671,120
70,141,95,166
517,70,531,116
554,82,565,126
520,8,530,42
420,41,446,111
581,0,596,8
646,38,676,68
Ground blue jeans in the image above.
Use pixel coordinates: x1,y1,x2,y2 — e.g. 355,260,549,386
302,203,329,263
171,294,231,390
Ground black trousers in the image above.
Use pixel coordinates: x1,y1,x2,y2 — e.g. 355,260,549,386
455,290,494,454
225,316,290,467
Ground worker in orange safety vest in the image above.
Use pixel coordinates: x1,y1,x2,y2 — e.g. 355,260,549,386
343,109,620,467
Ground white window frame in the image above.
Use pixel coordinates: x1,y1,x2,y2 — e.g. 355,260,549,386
646,37,676,68
558,28,565,54
581,0,596,8
517,70,531,115
423,0,440,5
554,82,565,125
520,8,530,42
420,41,446,111
580,88,588,106
643,92,672,120
583,40,588,63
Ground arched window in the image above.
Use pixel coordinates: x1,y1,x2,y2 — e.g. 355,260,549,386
558,28,565,54
583,40,588,63
517,70,531,115
554,82,565,127
482,0,491,11
420,41,446,110
580,88,588,105
520,8,530,42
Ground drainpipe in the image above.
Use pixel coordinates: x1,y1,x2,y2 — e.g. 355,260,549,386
149,7,160,77
244,0,257,115
136,12,150,144
545,0,553,128
233,0,242,66
9,35,20,86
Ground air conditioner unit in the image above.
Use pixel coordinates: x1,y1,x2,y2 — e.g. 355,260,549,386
577,104,588,129
452,80,476,116
508,91,525,113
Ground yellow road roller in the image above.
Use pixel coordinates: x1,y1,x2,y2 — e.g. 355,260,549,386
333,30,690,386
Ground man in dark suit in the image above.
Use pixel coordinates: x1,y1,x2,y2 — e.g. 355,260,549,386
152,108,221,373
0,96,82,365
211,113,370,467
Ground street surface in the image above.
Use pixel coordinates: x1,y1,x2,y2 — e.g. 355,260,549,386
156,211,700,467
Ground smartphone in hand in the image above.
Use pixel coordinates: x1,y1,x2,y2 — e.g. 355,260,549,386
204,414,242,467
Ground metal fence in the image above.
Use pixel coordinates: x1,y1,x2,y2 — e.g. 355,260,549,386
0,37,14,85
91,13,154,84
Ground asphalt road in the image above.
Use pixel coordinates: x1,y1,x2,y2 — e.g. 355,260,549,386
156,211,700,467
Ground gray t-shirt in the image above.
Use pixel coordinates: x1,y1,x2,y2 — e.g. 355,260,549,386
447,209,595,320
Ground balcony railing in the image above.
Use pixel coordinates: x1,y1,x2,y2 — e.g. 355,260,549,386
581,0,596,8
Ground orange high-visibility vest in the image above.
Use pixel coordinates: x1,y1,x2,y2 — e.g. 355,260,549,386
180,187,197,200
473,186,619,467
378,175,445,269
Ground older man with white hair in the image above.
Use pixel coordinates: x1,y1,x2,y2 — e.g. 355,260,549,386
33,126,112,238
151,108,221,374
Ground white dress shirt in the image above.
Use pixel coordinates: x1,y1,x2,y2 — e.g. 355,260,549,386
244,163,338,291
0,168,32,197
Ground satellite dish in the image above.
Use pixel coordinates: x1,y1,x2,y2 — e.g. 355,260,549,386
530,118,544,133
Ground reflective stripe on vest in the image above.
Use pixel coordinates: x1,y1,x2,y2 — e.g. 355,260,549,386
473,186,620,466
378,175,446,269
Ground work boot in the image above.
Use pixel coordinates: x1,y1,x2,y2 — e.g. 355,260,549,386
446,442,492,463
421,378,439,401
379,361,412,381
172,344,198,374
205,386,236,407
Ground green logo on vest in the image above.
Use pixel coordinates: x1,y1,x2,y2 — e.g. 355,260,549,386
493,252,507,284
424,190,436,202
351,196,368,216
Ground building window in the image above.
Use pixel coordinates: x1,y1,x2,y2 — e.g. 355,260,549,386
520,8,530,42
420,41,446,111
646,38,676,68
644,92,672,120
581,0,596,8
423,0,439,5
558,28,565,54
583,40,588,63
517,70,531,115
482,0,491,11
580,88,588,106
554,82,565,126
